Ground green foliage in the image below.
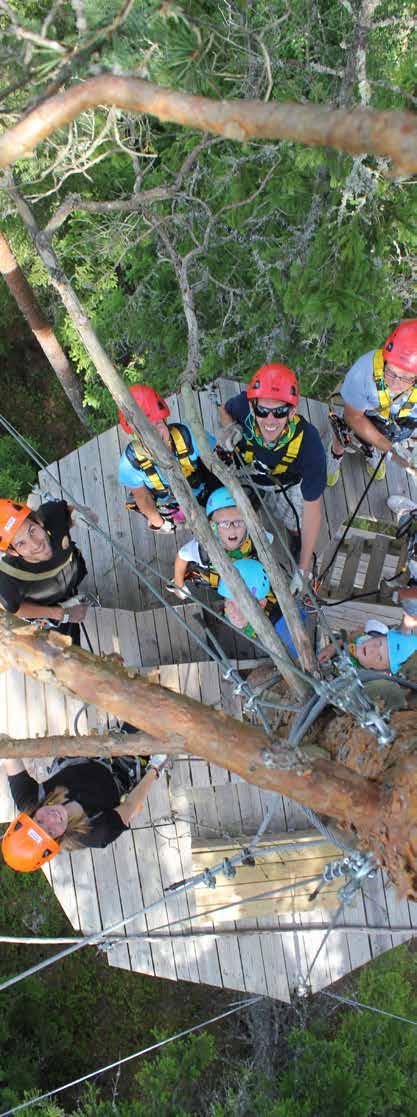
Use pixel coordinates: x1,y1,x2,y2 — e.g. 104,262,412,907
0,435,37,499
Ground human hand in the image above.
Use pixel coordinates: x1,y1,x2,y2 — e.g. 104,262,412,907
225,599,248,629
147,753,170,776
66,603,88,623
318,643,338,664
289,569,312,596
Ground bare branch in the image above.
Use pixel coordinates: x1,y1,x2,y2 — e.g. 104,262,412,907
0,76,417,174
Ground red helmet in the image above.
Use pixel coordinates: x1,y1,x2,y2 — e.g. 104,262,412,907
118,384,170,435
383,320,417,376
247,363,299,407
2,812,60,872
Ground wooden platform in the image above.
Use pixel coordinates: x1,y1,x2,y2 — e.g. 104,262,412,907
37,379,417,612
2,380,417,1001
1,604,416,1000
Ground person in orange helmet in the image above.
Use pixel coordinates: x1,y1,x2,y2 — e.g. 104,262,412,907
0,497,91,643
118,383,216,532
217,363,326,579
2,750,169,870
327,320,417,486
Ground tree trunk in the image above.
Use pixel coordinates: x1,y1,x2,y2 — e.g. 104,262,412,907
5,175,306,698
2,611,417,897
0,230,89,429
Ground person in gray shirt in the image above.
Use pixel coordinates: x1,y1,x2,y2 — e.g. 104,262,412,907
327,320,417,486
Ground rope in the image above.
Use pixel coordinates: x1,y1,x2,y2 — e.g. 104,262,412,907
318,451,387,585
0,995,263,1117
321,989,417,1029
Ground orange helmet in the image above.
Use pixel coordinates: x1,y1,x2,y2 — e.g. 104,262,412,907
383,320,417,376
0,500,31,551
247,363,299,406
118,384,170,435
2,812,60,872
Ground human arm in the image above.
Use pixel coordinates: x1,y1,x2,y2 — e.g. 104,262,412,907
217,398,244,451
115,767,158,827
299,497,322,573
131,485,165,528
3,758,26,778
344,404,413,469
14,601,87,623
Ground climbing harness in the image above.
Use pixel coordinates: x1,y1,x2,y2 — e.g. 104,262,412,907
126,422,208,499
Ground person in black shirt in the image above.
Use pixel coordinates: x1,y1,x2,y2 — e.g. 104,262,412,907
0,497,91,642
2,752,168,869
217,363,326,576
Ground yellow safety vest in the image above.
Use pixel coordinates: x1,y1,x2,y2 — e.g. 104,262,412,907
194,535,255,589
126,423,204,500
373,349,417,420
239,415,304,477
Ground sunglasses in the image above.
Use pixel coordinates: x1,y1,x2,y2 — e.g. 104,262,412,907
252,401,291,419
215,518,246,530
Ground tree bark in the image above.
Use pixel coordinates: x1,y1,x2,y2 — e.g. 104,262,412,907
0,730,163,758
0,76,416,174
0,229,89,429
5,174,306,698
2,611,417,897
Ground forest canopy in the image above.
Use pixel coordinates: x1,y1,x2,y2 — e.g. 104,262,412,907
0,0,416,439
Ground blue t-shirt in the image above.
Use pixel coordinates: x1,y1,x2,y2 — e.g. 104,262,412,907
118,424,215,501
341,349,417,421
225,392,326,500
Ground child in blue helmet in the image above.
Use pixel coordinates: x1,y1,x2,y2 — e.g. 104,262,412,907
217,557,307,657
319,618,417,674
171,486,274,599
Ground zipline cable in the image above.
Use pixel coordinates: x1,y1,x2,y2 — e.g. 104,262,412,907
0,995,263,1117
0,872,324,996
321,988,417,1029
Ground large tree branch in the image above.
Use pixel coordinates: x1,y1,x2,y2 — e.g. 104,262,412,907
0,76,416,174
5,172,306,698
2,611,417,896
0,729,161,757
151,216,315,672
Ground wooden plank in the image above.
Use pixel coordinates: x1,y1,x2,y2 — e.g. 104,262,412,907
79,435,118,606
192,889,339,924
199,661,230,786
97,427,142,611
383,874,411,946
154,822,200,982
92,844,130,969
132,825,177,980
49,852,80,929
361,870,393,958
112,828,154,974
175,821,223,987
363,536,390,596
135,609,160,667
257,925,291,1001
192,855,338,889
338,537,364,599
70,848,102,933
342,890,372,971
115,607,143,668
198,384,221,438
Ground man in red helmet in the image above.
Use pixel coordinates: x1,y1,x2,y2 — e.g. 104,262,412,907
327,320,417,486
217,363,326,576
118,383,216,531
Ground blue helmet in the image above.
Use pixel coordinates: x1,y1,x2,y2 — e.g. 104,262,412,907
218,558,270,601
206,487,237,519
387,630,417,674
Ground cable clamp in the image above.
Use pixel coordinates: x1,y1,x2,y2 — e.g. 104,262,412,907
202,868,217,889
222,858,237,879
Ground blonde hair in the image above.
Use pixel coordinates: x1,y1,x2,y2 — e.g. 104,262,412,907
32,786,91,852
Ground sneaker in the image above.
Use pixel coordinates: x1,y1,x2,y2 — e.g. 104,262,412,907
365,456,386,481
387,494,417,522
326,443,344,487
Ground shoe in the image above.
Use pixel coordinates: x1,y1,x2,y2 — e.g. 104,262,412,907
326,443,344,487
387,495,417,522
365,457,386,481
